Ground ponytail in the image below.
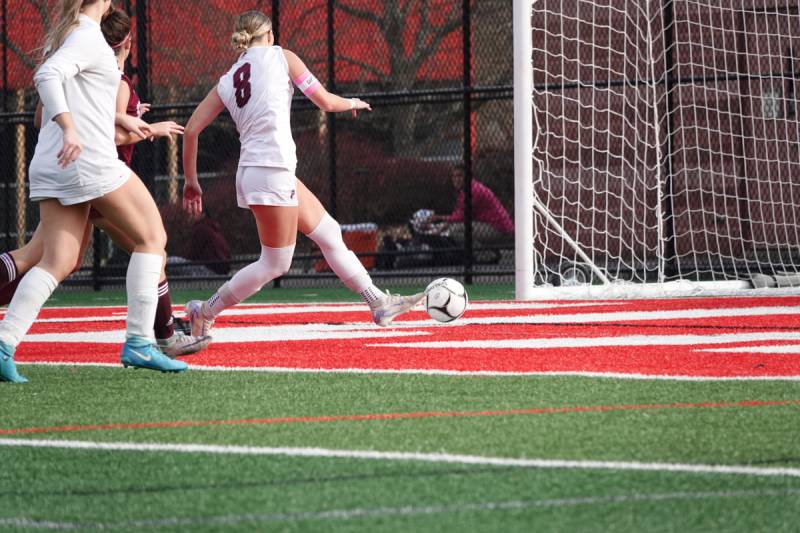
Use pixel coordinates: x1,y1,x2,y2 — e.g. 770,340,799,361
41,0,96,63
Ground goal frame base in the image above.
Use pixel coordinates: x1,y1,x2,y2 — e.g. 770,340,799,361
519,280,800,300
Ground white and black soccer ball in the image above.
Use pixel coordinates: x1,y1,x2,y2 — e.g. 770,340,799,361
425,278,468,323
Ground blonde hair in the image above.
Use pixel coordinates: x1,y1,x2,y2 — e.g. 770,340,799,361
41,0,101,62
231,10,272,51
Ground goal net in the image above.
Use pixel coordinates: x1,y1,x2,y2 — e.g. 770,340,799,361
517,0,800,297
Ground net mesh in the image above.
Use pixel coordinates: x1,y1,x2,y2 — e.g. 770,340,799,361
530,0,800,289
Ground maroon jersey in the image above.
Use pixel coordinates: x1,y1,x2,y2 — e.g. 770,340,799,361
116,73,140,167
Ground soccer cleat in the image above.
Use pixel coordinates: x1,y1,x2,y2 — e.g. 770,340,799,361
157,332,211,358
172,315,192,336
0,340,27,383
185,300,215,337
120,338,188,373
370,291,426,327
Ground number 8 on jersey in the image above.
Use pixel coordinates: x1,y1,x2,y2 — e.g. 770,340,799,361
233,63,251,108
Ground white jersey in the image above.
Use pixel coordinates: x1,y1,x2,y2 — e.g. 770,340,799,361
217,46,297,172
30,15,130,205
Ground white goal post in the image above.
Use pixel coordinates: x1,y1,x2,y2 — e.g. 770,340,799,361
514,0,800,298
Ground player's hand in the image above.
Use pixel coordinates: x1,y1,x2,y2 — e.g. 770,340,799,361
117,114,152,140
57,127,82,168
138,102,151,116
349,98,371,118
183,179,203,219
149,121,185,142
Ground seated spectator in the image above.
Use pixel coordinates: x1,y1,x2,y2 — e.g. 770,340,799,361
429,163,514,248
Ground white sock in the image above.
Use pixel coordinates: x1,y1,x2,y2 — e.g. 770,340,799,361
0,267,58,347
360,285,385,307
204,244,295,318
306,214,381,304
125,252,163,343
203,282,240,319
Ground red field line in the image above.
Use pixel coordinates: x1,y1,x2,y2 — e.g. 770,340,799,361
2,399,798,436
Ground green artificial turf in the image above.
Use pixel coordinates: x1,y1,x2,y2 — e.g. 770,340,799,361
2,367,799,531
48,282,515,307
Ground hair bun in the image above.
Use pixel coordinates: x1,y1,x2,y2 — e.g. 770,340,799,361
231,29,252,51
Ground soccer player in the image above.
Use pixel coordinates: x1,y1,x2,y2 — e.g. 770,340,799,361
0,0,186,383
0,8,208,359
181,10,425,337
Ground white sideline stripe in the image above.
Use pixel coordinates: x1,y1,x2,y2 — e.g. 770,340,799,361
375,331,800,350
2,488,799,530
17,306,800,347
1,438,799,478
23,326,431,344
32,304,797,325
10,301,615,323
15,361,800,381
213,301,607,315
703,344,800,354
449,305,800,326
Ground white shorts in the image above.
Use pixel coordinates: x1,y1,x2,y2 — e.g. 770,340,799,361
236,166,298,208
29,156,132,206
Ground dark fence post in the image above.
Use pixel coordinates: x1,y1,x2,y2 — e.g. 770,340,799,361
660,0,677,279
272,0,280,44
135,0,149,104
2,0,7,114
92,227,102,291
462,0,473,284
326,0,337,218
2,0,8,250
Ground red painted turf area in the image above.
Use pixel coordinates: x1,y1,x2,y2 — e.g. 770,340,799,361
5,297,800,378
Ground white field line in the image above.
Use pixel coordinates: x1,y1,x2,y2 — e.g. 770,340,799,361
2,488,799,530
703,344,800,354
24,326,431,344
374,331,800,350
15,304,800,329
20,306,800,344
2,438,800,479
449,305,800,326
15,361,800,381
8,301,617,323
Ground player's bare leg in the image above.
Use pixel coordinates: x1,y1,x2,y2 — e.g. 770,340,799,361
92,209,209,357
296,179,423,326
91,172,186,372
187,203,297,337
0,201,90,383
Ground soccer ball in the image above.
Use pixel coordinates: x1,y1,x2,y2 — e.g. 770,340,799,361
425,278,468,323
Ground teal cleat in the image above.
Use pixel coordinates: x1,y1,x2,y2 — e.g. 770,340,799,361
120,338,188,373
0,340,27,383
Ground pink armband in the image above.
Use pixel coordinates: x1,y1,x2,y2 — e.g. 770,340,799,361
293,70,321,97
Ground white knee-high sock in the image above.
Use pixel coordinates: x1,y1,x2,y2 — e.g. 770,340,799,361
203,282,240,319
0,267,58,347
204,244,295,318
126,252,163,343
306,214,383,304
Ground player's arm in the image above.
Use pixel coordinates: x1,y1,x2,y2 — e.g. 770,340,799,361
284,49,371,115
34,101,43,129
113,82,183,146
34,31,93,167
114,80,151,144
182,87,225,218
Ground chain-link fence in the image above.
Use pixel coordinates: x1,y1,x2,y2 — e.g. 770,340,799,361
0,0,515,291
